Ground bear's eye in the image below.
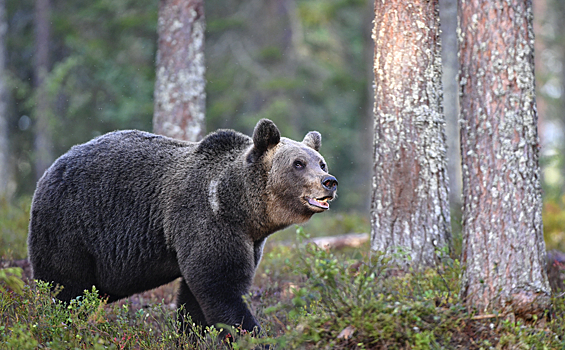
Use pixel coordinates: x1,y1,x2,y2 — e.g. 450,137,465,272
293,160,305,170
320,162,327,171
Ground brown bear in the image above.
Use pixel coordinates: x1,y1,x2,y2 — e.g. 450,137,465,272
27,119,337,335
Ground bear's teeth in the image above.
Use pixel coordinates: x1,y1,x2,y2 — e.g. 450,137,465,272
307,197,329,209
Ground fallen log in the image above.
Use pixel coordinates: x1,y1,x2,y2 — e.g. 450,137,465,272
279,233,370,250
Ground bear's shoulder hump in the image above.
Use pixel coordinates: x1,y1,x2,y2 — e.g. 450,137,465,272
197,129,251,155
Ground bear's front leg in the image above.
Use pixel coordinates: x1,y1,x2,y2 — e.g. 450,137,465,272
177,279,208,334
177,235,261,335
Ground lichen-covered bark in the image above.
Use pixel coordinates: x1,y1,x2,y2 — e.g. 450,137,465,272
0,0,8,195
33,0,54,180
371,0,451,267
458,0,550,316
154,0,205,142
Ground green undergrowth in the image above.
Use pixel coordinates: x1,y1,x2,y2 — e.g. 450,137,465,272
0,280,246,350
253,227,565,349
2,224,565,348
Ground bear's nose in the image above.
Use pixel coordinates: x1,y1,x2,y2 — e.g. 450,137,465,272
321,175,338,191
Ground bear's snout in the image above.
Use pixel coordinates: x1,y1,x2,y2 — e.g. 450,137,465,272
321,175,338,191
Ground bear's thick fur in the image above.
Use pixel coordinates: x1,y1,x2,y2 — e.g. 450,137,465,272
28,119,337,333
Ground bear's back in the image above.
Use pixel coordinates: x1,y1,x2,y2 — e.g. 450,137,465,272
35,130,192,201
28,131,193,273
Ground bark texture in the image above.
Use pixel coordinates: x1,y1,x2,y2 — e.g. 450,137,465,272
458,0,550,315
0,0,9,195
371,0,451,267
153,0,206,142
34,0,54,180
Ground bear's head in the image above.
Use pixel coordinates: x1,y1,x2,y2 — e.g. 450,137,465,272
249,119,338,229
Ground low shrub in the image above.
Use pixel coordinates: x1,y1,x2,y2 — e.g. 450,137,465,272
255,227,565,349
0,281,243,349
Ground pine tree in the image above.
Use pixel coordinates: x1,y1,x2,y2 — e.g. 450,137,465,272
153,0,206,141
458,0,550,316
371,0,451,266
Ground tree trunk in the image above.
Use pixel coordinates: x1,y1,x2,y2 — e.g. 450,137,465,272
371,0,451,267
0,0,9,196
532,0,546,146
458,0,551,316
33,0,54,180
439,0,461,209
153,0,206,142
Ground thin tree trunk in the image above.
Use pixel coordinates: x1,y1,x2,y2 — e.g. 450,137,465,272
371,0,451,267
0,0,9,196
439,0,461,209
532,0,547,146
458,0,550,316
153,0,206,142
560,4,565,180
33,0,54,180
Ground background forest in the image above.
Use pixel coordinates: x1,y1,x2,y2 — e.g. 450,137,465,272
1,0,565,216
2,0,373,210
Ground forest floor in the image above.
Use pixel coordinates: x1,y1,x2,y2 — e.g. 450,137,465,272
3,236,565,349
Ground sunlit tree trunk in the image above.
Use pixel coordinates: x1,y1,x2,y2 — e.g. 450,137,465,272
458,0,551,316
34,0,54,180
0,0,9,196
371,0,451,267
153,0,205,142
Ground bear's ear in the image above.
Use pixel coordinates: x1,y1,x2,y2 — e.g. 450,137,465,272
252,119,281,156
302,131,321,151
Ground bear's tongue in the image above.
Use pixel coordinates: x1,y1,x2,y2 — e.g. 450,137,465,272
307,197,329,209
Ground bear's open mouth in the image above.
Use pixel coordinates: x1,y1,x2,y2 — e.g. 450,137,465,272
305,196,332,210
